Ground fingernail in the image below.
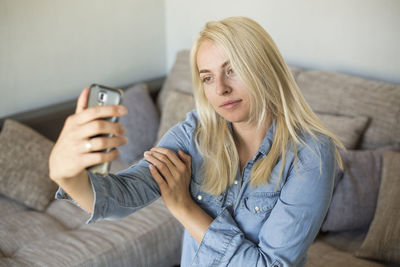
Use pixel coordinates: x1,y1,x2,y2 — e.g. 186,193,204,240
118,107,127,115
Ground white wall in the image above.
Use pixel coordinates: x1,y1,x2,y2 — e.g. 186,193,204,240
2,1,399,117
0,0,165,117
165,0,400,84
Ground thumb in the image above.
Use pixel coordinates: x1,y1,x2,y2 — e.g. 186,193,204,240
75,87,90,114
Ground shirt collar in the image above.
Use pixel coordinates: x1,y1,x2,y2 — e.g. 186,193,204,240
226,118,276,159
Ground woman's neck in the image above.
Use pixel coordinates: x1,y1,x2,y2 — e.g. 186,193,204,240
232,117,272,171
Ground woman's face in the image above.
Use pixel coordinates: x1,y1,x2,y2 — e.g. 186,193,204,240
196,40,251,124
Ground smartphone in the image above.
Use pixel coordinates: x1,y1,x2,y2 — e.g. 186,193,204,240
86,83,124,176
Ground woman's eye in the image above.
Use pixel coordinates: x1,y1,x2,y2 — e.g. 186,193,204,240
201,76,212,84
226,68,234,76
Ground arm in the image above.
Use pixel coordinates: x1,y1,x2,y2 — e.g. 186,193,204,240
49,88,127,213
53,170,94,212
190,139,337,266
53,91,198,222
144,147,213,243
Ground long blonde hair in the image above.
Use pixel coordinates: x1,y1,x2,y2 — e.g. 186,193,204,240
191,16,345,195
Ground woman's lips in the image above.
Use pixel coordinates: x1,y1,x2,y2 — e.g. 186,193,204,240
219,100,242,110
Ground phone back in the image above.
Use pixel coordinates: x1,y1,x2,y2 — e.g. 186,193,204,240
86,84,123,175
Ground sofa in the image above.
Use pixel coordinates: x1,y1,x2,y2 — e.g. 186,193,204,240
1,50,399,266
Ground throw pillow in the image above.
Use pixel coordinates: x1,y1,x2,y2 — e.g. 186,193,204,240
321,146,398,232
316,112,370,149
156,50,193,113
355,151,400,264
0,119,57,211
118,83,160,165
155,90,195,144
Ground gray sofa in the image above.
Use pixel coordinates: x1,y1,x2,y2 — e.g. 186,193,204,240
1,50,399,266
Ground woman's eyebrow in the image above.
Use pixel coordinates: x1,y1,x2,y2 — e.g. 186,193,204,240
199,60,230,74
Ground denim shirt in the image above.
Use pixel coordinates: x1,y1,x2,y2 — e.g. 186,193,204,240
56,110,337,267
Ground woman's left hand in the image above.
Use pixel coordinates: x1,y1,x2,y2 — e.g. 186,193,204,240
144,147,193,217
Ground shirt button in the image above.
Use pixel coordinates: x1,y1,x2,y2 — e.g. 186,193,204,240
197,195,202,201
254,206,260,212
234,180,238,185
229,202,233,206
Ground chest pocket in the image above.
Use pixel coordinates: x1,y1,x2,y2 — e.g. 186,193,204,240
243,191,280,216
190,179,224,218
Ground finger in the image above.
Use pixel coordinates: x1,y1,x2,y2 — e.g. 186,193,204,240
76,105,127,125
78,120,126,139
75,88,90,114
144,151,174,179
177,150,192,174
150,147,185,169
149,164,169,192
178,150,192,170
81,149,121,168
82,136,128,153
146,150,180,178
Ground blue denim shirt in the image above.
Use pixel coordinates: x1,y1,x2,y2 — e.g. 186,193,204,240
56,110,337,267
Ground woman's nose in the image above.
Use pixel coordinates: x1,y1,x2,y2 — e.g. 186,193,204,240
215,76,232,95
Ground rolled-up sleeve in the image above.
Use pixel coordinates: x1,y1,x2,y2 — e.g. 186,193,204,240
191,139,337,266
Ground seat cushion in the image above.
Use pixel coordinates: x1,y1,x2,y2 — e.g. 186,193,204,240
307,240,385,267
0,198,183,266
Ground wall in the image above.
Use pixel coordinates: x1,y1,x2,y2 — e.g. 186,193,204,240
165,0,400,84
0,0,165,117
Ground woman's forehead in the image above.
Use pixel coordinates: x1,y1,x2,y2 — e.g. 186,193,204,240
197,40,229,72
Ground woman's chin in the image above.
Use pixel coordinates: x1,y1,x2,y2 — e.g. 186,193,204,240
218,111,248,124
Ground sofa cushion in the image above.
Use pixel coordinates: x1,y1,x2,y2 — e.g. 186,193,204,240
321,147,398,232
118,83,160,165
0,119,57,211
307,240,385,267
156,90,195,144
317,113,370,149
296,71,400,149
46,200,90,230
1,198,183,266
0,195,26,218
355,151,400,264
0,211,66,256
157,50,193,113
315,229,367,254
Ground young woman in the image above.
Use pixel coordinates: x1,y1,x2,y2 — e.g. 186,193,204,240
49,16,345,266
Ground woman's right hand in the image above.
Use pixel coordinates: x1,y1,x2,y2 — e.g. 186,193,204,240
49,87,128,182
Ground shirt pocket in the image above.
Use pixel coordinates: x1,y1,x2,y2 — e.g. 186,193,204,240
242,191,280,217
190,179,224,218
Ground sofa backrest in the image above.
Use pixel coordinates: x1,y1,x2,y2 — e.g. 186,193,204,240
158,50,400,150
296,71,400,149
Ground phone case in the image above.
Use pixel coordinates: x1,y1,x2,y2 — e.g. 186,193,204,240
86,84,124,176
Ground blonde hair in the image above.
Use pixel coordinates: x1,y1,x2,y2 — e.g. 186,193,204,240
191,16,345,195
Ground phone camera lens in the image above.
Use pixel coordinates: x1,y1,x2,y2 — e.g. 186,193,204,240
98,90,108,103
